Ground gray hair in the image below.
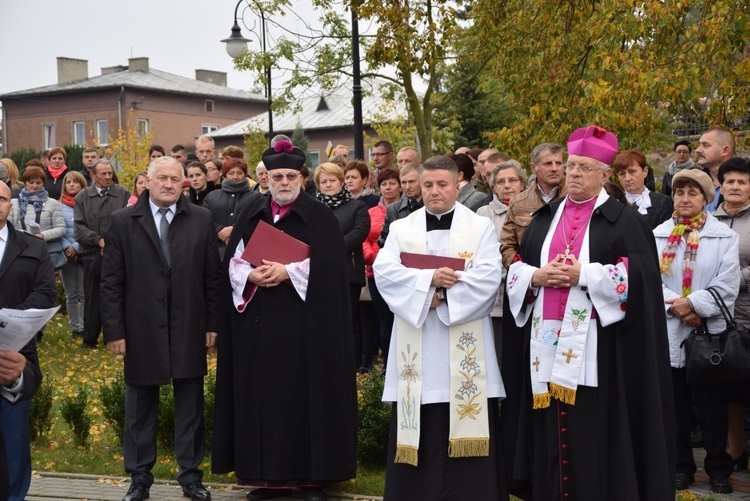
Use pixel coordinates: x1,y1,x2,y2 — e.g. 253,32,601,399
530,142,563,165
92,159,113,174
398,146,421,161
490,159,526,186
147,156,185,180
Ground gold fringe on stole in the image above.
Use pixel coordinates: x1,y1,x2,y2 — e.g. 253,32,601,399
448,438,490,458
549,383,577,405
395,445,419,466
532,392,551,409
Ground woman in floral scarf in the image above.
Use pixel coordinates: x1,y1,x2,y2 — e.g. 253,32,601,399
653,168,740,494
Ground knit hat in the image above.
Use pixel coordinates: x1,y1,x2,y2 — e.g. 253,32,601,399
262,140,306,171
567,125,619,165
222,157,248,177
672,169,715,204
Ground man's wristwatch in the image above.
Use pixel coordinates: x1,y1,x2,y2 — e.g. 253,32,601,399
435,287,446,301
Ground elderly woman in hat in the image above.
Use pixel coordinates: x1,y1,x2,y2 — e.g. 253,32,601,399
654,168,740,494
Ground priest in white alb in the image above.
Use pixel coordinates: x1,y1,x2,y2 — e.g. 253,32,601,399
373,155,507,500
504,126,675,500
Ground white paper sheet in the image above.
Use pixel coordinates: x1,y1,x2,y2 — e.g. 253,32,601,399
0,306,60,351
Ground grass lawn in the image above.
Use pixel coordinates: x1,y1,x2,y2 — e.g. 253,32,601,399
31,313,385,496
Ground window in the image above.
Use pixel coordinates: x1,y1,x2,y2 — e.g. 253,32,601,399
137,118,150,137
205,100,214,112
201,124,219,135
72,121,85,146
96,119,109,145
43,123,56,149
309,150,320,168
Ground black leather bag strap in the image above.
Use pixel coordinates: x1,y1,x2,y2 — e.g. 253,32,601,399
706,287,737,329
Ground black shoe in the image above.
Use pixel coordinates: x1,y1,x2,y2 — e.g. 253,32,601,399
733,450,748,470
675,473,694,490
123,482,150,501
303,486,327,501
710,476,733,494
246,488,291,501
182,481,211,500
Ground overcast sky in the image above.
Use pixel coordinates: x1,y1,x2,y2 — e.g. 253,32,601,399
0,0,330,96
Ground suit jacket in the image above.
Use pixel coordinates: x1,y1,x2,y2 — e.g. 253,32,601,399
0,222,56,499
73,183,130,257
101,193,221,386
457,182,486,211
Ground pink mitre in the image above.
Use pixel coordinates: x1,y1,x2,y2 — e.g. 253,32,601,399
567,125,619,165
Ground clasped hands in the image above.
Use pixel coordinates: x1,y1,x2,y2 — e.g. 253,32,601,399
430,267,459,309
247,259,289,289
665,297,701,327
531,255,581,289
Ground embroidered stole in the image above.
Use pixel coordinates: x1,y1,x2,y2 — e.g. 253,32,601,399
393,204,488,466
529,198,598,409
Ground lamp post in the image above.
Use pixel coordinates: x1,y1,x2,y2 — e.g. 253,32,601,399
351,2,364,161
222,0,274,143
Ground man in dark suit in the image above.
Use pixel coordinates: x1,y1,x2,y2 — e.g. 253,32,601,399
101,157,220,501
377,162,423,247
0,181,56,500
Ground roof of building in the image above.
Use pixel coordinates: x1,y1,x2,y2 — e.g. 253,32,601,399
0,67,266,102
208,89,405,137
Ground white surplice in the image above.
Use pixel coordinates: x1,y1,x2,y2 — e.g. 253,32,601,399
374,205,506,404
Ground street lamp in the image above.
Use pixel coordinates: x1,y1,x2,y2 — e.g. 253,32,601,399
222,0,274,142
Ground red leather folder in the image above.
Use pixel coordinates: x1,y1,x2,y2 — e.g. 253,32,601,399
242,220,310,267
400,252,465,271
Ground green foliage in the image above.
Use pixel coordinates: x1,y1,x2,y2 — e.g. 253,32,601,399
63,145,85,173
204,371,216,452
471,0,750,161
157,384,175,449
244,125,269,178
30,376,55,443
8,147,40,171
55,279,67,316
99,375,126,445
357,371,391,469
290,122,312,166
232,0,467,159
61,387,91,448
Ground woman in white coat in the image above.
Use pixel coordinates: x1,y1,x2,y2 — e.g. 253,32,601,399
654,169,740,495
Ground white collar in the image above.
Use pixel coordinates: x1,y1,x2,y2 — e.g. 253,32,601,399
148,199,177,217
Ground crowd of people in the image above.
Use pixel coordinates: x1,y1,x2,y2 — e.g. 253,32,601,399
0,125,748,501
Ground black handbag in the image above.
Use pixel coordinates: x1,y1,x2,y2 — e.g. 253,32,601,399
682,287,750,384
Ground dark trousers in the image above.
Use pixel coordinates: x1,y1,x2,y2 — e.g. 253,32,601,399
369,277,394,367
81,255,103,345
0,398,31,501
359,297,379,371
124,377,205,487
672,367,733,478
350,285,363,368
384,400,507,501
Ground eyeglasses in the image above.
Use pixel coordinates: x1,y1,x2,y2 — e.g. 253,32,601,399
372,152,392,157
270,172,300,182
495,178,520,185
675,149,691,154
565,163,603,174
